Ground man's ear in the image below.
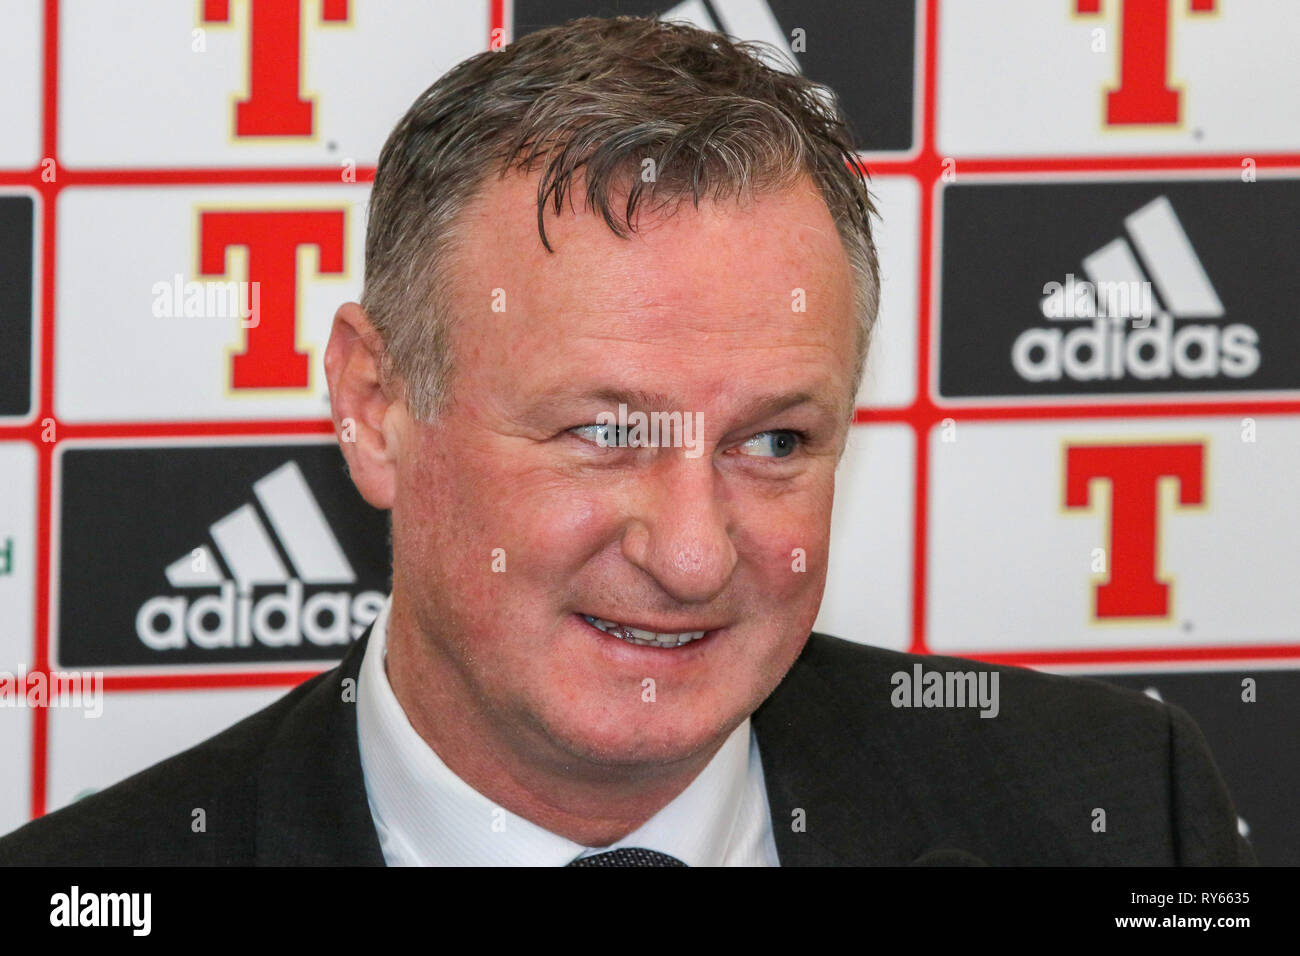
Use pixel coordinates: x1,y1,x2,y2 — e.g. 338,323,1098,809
324,302,404,510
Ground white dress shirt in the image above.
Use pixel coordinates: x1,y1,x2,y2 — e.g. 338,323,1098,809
355,595,781,866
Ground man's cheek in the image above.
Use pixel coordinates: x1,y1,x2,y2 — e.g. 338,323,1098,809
741,511,828,589
505,488,614,571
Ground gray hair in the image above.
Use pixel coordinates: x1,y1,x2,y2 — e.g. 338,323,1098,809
362,15,880,421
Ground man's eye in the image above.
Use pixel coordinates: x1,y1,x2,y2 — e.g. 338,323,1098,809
570,423,631,447
738,430,802,458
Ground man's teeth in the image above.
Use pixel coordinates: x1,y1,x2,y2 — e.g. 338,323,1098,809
582,615,707,647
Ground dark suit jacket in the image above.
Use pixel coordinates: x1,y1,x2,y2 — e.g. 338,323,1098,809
0,627,1254,865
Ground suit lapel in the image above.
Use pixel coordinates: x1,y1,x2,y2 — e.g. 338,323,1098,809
752,633,926,867
752,642,855,866
254,625,386,865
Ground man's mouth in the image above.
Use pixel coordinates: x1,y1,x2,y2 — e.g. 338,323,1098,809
580,614,709,648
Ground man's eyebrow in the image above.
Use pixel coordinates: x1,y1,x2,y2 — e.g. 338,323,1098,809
540,387,841,422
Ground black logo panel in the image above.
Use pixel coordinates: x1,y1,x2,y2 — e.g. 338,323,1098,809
58,443,390,667
0,195,34,418
939,179,1300,398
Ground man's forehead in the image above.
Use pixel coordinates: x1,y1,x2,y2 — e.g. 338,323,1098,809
443,165,857,414
449,171,849,339
455,165,846,280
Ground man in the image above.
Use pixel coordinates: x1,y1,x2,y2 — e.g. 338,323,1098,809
0,16,1251,866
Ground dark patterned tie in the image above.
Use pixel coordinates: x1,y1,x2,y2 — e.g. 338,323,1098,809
567,847,687,867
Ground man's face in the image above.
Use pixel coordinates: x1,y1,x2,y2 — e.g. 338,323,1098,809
390,170,858,769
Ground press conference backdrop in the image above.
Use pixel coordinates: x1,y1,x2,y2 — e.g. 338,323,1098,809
0,1,1296,863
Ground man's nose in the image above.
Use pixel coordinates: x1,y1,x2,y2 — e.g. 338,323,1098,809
620,457,738,604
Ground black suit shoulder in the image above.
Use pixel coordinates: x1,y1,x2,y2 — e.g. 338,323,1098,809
752,632,1253,866
0,667,333,866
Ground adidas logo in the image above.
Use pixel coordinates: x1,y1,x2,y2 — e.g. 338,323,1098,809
1013,196,1260,383
136,461,385,651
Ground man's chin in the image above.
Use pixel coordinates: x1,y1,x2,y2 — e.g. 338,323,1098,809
536,708,736,771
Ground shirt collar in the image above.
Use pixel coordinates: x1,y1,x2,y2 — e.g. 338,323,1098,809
356,594,756,866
